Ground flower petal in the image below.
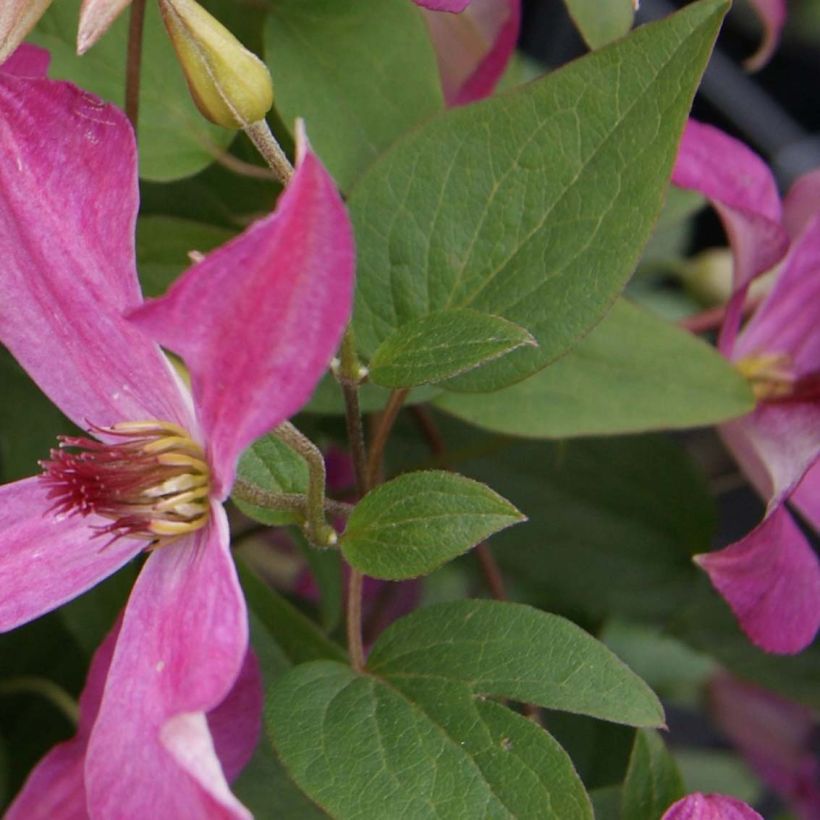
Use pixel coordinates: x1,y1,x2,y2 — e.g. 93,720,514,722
208,649,263,782
708,673,820,817
791,461,820,532
5,616,119,820
0,478,142,632
744,0,787,72
413,0,472,11
422,0,520,106
695,504,820,654
672,120,789,346
0,71,195,432
1,44,50,77
0,1,54,64
783,168,820,241
77,0,132,55
129,128,355,497
661,793,763,820
85,504,250,819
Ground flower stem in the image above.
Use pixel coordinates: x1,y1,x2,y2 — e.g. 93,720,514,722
231,479,353,521
272,422,337,548
334,327,369,673
366,388,410,488
243,119,294,185
125,0,147,131
0,676,79,726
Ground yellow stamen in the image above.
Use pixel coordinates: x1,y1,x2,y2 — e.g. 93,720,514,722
735,352,796,400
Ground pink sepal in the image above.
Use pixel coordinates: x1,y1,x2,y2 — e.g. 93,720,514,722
423,0,520,106
791,462,820,532
85,505,251,819
0,69,195,433
744,0,787,72
413,0,471,10
695,504,820,654
129,129,355,497
0,1,54,64
1,43,50,77
662,793,763,820
709,674,820,819
784,169,820,241
672,120,789,341
77,0,132,54
0,477,142,632
5,616,121,820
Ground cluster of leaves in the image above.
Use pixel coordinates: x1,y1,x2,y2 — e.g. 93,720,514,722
1,0,816,817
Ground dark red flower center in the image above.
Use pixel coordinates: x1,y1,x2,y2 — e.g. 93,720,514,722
40,420,210,548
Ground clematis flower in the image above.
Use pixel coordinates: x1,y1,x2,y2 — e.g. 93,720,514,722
416,0,521,106
0,0,131,61
672,120,820,654
0,45,354,818
661,793,763,820
7,619,263,818
708,673,820,820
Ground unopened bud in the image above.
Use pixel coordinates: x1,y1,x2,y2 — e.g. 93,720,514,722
158,0,273,129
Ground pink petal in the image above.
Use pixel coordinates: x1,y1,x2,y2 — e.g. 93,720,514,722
423,0,520,105
708,674,820,816
695,504,820,654
5,616,120,820
744,0,787,72
208,649,263,782
414,0,472,10
784,168,820,241
0,1,54,64
0,477,142,632
662,793,763,820
77,0,132,55
129,128,355,497
85,504,251,819
672,120,789,346
1,44,50,77
0,71,195,434
791,461,820,532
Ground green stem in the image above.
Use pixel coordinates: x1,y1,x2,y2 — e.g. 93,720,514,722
0,676,79,726
124,0,147,131
231,479,353,522
243,119,294,186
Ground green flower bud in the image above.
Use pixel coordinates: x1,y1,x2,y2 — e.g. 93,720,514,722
158,0,274,130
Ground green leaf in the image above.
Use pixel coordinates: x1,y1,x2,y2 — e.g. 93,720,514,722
674,750,761,806
31,0,233,181
233,435,309,526
590,786,622,820
238,561,345,665
340,471,524,579
350,0,728,391
369,309,537,388
434,300,754,437
621,731,684,820
368,600,664,727
452,433,713,622
670,586,820,710
136,217,235,297
268,660,593,819
264,0,443,191
564,0,635,49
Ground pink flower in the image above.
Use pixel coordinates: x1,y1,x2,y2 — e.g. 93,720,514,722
0,0,130,60
745,0,787,71
0,45,354,817
416,0,521,106
7,619,264,819
662,793,763,820
672,120,820,654
709,674,820,820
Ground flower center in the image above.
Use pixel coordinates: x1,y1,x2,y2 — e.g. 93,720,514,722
735,352,820,404
40,420,210,548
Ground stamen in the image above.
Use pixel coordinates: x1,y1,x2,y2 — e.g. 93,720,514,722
736,352,796,401
40,420,211,550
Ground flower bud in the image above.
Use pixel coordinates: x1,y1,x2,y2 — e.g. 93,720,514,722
158,0,273,130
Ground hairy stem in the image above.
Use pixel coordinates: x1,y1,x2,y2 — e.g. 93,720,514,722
125,0,147,130
366,388,410,488
244,119,294,185
231,479,354,522
0,676,79,726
